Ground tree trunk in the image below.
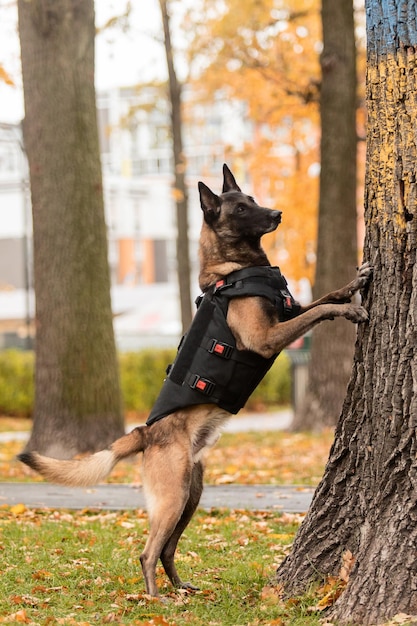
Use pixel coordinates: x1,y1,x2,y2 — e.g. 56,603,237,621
159,0,193,334
291,0,358,430
18,0,124,458
277,1,417,623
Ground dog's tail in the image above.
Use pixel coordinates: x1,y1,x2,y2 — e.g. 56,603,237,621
17,426,147,487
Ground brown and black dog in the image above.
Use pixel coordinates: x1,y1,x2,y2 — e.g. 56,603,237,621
19,165,371,598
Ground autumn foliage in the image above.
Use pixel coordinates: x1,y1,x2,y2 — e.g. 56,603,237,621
187,0,322,283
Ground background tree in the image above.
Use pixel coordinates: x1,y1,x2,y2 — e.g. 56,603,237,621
276,1,417,622
159,0,193,333
291,0,358,429
18,0,124,458
188,0,365,427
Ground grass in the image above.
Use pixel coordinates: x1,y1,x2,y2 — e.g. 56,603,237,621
0,422,413,625
0,506,325,625
0,417,334,624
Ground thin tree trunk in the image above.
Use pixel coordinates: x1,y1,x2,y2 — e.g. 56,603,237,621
18,0,124,458
292,0,358,430
277,1,417,622
159,0,193,333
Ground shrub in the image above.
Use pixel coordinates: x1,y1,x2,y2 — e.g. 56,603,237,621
246,352,291,410
119,348,176,415
119,349,291,416
0,349,34,416
0,348,291,418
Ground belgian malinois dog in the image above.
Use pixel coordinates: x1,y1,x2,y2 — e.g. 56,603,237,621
19,164,372,598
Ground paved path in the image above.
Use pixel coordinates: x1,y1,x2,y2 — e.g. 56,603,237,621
0,409,315,513
0,482,313,513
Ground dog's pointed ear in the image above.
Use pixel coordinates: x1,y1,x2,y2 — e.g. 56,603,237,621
222,163,241,193
199,181,221,223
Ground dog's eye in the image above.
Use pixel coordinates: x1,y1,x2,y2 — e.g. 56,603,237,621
236,204,246,214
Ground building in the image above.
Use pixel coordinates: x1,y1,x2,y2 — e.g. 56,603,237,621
0,122,31,292
0,87,254,346
97,85,251,288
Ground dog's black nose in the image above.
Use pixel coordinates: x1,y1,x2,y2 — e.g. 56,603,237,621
272,210,282,222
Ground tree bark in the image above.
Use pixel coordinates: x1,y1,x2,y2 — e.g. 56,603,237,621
159,0,193,333
291,0,358,430
18,0,124,458
277,1,417,623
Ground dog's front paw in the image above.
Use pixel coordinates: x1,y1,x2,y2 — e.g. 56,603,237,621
341,262,373,299
355,262,373,289
344,303,369,324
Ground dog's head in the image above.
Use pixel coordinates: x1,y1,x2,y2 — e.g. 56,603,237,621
198,164,282,241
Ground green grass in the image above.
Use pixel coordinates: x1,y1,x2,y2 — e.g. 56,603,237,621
0,507,324,625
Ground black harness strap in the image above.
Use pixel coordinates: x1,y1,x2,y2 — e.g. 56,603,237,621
146,266,300,426
213,266,301,320
168,296,215,386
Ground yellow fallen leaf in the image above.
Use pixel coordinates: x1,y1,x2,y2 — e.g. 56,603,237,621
10,503,26,516
316,587,343,610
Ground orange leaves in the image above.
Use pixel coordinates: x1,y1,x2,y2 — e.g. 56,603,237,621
260,582,285,605
188,0,322,283
0,65,15,87
1,428,334,487
311,549,356,612
206,429,334,486
339,548,355,584
257,549,356,621
31,569,53,581
0,609,31,624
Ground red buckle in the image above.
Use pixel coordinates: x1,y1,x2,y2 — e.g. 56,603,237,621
215,279,225,289
190,375,215,395
208,339,233,359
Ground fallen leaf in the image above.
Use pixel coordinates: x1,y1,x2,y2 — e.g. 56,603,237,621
10,503,26,516
0,609,30,623
388,615,417,625
32,569,52,580
339,549,355,583
260,584,284,605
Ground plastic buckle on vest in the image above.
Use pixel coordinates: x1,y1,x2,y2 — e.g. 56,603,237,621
195,293,204,308
213,278,230,293
280,289,293,312
208,338,234,359
189,374,216,395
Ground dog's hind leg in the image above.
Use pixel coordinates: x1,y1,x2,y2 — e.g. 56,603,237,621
139,448,194,597
160,460,204,590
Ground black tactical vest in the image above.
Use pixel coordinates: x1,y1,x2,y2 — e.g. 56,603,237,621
146,266,300,426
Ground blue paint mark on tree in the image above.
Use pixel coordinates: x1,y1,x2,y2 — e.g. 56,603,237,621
366,0,417,53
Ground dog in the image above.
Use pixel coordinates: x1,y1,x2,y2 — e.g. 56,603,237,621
19,164,372,598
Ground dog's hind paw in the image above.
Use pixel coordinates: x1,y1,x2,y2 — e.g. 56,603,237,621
178,581,200,592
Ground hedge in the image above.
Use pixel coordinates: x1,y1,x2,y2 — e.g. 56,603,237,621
0,348,290,418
